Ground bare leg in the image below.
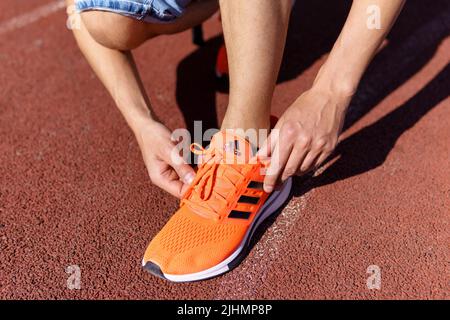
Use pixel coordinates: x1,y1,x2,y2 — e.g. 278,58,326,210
79,0,219,50
219,0,292,135
65,0,218,197
66,0,218,126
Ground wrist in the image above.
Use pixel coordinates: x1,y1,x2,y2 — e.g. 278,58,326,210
303,77,353,117
128,112,157,139
312,62,359,100
312,38,369,99
113,91,157,137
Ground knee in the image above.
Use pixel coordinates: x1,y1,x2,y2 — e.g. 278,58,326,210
81,11,150,50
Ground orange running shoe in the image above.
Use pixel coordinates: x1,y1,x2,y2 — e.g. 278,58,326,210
142,131,292,282
215,44,228,79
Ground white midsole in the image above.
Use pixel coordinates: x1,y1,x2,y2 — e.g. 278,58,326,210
145,178,292,282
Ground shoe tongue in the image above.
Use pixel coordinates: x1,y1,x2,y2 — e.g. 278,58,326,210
209,130,255,164
186,131,256,217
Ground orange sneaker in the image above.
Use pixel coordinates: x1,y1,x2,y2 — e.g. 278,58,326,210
215,44,228,79
142,131,292,282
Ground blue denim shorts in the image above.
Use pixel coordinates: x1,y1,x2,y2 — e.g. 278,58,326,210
75,0,193,23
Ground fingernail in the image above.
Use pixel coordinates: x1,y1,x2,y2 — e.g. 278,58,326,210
265,185,273,193
183,172,194,184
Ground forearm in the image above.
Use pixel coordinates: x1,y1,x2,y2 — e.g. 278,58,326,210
314,0,405,98
71,17,155,135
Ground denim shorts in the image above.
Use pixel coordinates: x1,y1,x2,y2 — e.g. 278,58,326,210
75,0,193,23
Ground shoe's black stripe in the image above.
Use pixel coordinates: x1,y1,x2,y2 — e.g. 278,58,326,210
247,181,264,190
237,195,260,205
228,210,251,219
227,190,282,271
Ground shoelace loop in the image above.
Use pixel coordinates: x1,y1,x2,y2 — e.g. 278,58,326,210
182,143,244,221
189,143,220,201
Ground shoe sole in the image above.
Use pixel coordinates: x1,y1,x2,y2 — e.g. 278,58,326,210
142,177,293,282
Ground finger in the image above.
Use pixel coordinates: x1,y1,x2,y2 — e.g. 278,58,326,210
263,141,292,193
154,177,186,199
256,128,280,160
167,147,196,185
281,144,309,181
173,161,195,185
151,164,191,199
298,149,321,174
314,150,332,170
180,182,190,197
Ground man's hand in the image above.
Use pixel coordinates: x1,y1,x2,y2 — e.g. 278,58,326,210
258,87,352,193
136,121,195,198
255,0,405,194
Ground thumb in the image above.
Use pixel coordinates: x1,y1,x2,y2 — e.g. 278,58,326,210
168,150,195,185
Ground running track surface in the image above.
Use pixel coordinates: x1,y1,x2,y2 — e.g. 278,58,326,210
0,0,449,299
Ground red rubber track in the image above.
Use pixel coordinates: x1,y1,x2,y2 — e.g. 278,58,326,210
0,0,448,299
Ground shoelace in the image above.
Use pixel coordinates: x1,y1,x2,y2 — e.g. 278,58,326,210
181,143,245,221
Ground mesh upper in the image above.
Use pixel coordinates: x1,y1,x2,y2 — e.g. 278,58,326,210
156,212,241,253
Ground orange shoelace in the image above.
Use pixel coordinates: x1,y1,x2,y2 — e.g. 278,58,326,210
181,143,245,221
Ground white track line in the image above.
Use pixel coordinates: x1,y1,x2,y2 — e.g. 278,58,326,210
0,0,65,36
216,189,313,299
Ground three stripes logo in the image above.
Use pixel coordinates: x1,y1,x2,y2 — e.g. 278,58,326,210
228,180,264,220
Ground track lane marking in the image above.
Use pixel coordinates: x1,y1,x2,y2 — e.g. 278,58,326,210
0,0,65,36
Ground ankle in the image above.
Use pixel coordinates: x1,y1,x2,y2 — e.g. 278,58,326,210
221,110,270,130
220,114,271,148
222,117,270,131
